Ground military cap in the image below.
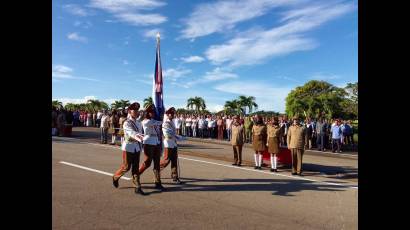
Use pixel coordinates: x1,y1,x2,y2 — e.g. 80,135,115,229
128,102,140,111
165,107,176,114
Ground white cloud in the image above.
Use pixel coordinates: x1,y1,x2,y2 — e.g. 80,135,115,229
181,56,205,63
53,96,119,106
179,0,300,40
89,0,167,26
123,60,129,65
163,68,192,81
67,32,88,43
309,73,341,81
74,21,93,29
52,65,101,82
143,28,164,39
182,68,238,88
204,1,355,67
63,4,90,16
214,81,292,112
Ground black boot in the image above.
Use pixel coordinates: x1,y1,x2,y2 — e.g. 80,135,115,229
155,182,166,191
112,177,119,188
135,187,147,196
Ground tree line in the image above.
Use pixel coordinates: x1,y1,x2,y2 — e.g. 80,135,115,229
52,80,358,120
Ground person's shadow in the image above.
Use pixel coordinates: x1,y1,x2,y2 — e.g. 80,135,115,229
124,177,352,196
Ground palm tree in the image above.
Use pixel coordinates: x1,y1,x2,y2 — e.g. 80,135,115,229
111,100,130,110
52,100,63,109
64,103,77,111
224,100,243,115
143,97,153,108
238,95,258,115
186,97,206,113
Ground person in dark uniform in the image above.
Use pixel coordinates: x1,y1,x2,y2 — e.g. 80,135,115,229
267,116,282,172
287,115,306,176
252,115,267,170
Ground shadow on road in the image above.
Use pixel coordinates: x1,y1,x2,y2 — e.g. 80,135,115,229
120,177,351,196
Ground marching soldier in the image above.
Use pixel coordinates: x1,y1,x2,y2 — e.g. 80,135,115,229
267,116,282,172
160,107,183,184
230,115,245,166
287,115,306,176
112,102,146,195
252,115,267,170
138,104,165,191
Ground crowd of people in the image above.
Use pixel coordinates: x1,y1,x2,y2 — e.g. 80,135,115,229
52,106,356,153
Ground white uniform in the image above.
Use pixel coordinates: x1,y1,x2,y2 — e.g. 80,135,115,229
121,116,144,153
162,118,177,148
142,119,162,145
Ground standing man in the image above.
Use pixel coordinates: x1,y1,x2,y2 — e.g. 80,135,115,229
287,116,306,176
226,115,232,141
96,110,102,128
174,114,181,135
304,117,313,150
231,115,245,166
198,115,205,138
160,107,183,184
331,119,343,153
100,110,110,144
139,104,165,191
315,117,326,151
244,115,253,143
252,115,267,170
112,102,146,195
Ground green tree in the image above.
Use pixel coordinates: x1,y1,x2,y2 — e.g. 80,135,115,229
143,97,153,108
52,100,63,109
224,100,243,115
111,100,130,110
186,96,206,113
285,80,348,120
238,95,258,114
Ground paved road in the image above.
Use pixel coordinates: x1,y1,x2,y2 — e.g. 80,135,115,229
53,128,357,229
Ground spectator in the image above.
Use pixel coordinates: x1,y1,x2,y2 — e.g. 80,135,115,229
217,115,224,140
174,115,181,135
73,110,80,127
331,119,342,153
192,115,198,138
315,117,326,151
185,115,192,137
109,110,119,145
56,109,66,137
96,110,103,128
52,106,58,136
87,112,92,127
100,110,110,144
118,110,127,145
225,115,232,141
304,117,313,149
198,115,206,138
343,120,354,146
181,114,186,136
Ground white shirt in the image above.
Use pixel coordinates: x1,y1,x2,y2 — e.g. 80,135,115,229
142,119,162,145
121,117,144,153
97,112,103,119
185,118,192,127
173,117,181,129
208,119,215,128
100,115,110,128
225,119,232,129
198,118,205,129
162,118,177,148
191,118,198,128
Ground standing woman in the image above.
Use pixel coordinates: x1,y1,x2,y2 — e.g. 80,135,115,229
87,112,92,127
109,109,119,145
267,117,282,172
252,115,267,169
138,104,165,191
118,109,127,145
217,115,224,140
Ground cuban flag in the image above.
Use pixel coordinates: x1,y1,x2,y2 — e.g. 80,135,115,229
152,32,164,121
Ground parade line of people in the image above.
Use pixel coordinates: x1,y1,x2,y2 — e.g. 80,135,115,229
52,103,356,195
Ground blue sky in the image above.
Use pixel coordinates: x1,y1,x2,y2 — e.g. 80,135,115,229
52,0,357,113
